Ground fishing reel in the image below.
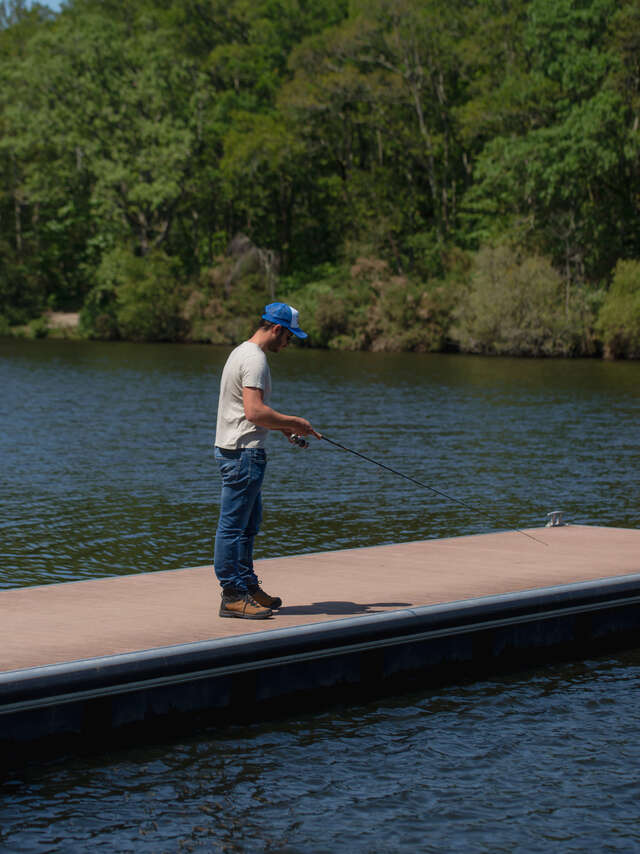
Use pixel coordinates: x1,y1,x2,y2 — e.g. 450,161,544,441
289,433,309,449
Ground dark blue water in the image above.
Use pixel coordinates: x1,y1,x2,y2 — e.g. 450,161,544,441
1,338,640,851
2,654,640,853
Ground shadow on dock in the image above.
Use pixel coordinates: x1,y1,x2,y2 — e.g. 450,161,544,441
3,526,640,767
278,601,411,616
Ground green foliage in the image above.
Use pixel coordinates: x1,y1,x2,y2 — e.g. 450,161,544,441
0,247,42,324
220,112,309,268
80,249,186,341
182,273,266,346
452,245,596,356
284,257,455,351
281,273,353,348
0,0,639,357
181,236,279,345
117,267,185,343
464,0,638,281
79,282,119,340
597,259,640,358
27,315,48,338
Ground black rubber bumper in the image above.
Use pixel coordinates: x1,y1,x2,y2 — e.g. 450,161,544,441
3,572,640,760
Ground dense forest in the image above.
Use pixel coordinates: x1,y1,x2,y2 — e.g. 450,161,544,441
1,0,639,356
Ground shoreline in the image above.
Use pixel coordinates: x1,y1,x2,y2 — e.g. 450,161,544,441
2,326,636,360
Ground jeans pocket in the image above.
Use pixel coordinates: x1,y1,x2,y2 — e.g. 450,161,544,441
248,449,267,481
218,458,239,479
215,449,240,482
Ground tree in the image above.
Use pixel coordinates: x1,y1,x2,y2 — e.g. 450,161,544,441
463,0,632,282
0,0,58,320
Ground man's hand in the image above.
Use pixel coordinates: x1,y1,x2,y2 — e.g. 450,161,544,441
244,387,321,438
290,417,322,440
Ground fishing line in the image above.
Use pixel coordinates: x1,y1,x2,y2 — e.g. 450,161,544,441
311,434,548,547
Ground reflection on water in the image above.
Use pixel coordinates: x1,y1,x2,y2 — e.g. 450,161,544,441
0,341,640,587
1,338,638,589
2,651,640,852
1,338,640,851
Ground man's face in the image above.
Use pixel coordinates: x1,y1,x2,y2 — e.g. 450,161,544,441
268,325,293,352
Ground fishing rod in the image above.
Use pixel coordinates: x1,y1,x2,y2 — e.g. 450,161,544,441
289,433,548,547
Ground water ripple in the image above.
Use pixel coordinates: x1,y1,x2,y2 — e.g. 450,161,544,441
3,654,640,852
2,340,640,850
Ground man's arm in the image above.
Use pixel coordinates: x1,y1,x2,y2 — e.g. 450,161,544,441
243,387,321,438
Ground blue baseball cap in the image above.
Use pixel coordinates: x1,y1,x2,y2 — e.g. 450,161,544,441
262,302,308,338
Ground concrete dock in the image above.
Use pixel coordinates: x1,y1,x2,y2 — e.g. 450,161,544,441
2,525,640,760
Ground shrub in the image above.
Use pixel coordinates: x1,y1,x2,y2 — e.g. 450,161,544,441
452,245,593,356
365,273,453,353
27,317,49,339
116,253,186,342
79,282,119,339
283,258,455,352
282,277,350,347
597,259,640,358
182,268,269,345
0,242,44,326
80,249,186,341
180,235,285,344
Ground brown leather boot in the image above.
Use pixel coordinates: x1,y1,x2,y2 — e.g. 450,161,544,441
219,592,272,619
249,583,282,610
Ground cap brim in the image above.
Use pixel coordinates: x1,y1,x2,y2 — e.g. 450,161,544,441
262,312,307,338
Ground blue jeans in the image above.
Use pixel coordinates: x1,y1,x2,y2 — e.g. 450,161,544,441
213,446,267,595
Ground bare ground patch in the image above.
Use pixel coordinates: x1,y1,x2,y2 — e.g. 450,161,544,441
47,312,80,329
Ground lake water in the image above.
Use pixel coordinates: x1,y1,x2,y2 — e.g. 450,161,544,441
1,338,640,851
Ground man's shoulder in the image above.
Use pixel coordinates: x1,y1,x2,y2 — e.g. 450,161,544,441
233,340,266,363
223,341,268,376
225,340,260,361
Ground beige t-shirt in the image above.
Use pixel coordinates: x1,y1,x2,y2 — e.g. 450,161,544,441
215,341,272,449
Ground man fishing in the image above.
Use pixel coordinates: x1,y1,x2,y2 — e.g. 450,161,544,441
213,302,321,619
